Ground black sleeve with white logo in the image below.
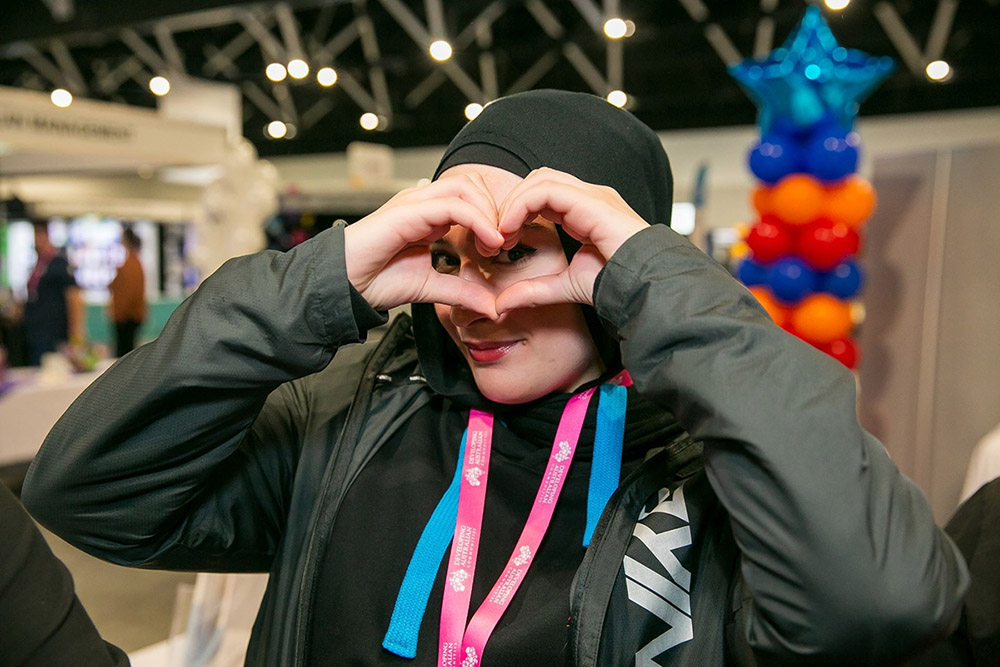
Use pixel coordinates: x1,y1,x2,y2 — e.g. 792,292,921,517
598,470,742,667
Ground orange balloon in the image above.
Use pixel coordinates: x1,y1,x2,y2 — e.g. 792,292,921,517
749,286,789,328
751,185,774,217
791,294,853,344
769,174,826,226
824,175,876,228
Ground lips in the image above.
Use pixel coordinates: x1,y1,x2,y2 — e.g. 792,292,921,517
463,340,521,363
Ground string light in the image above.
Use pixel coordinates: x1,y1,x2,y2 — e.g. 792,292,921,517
464,103,484,120
604,18,627,39
925,60,952,81
50,88,73,107
360,112,379,130
266,120,288,139
149,76,171,96
606,90,627,108
266,63,287,82
429,40,452,61
287,59,309,79
317,67,338,87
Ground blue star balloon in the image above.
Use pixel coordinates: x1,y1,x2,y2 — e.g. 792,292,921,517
729,6,895,134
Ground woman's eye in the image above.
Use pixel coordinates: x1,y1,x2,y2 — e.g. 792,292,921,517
496,245,537,265
430,250,459,274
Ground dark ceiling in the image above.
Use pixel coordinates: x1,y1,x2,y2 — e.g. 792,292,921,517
2,0,998,159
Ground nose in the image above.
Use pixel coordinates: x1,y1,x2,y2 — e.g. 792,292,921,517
448,257,498,329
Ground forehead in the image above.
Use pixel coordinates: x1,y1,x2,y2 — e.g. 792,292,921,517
437,162,524,204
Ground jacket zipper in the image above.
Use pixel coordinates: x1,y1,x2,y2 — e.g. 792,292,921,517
290,317,412,665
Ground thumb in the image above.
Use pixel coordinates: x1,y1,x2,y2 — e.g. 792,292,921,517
418,273,499,320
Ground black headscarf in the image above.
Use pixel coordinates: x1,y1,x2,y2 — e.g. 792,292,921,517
412,89,673,407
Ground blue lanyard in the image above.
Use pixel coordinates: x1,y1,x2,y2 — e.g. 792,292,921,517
383,382,628,659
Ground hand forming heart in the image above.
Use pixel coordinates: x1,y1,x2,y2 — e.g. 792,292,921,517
343,166,650,318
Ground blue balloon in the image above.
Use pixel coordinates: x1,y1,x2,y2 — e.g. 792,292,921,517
822,259,864,298
804,127,859,181
768,257,817,304
738,257,769,286
749,133,802,183
728,6,895,134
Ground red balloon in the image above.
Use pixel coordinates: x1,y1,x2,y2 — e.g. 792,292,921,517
797,219,857,271
746,218,794,263
817,337,859,369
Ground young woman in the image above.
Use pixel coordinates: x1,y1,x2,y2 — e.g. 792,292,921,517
24,90,967,666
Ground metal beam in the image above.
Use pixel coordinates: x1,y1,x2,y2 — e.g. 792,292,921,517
424,0,446,40
301,98,336,130
925,0,958,62
378,0,432,45
239,9,287,63
404,69,447,108
676,0,709,23
606,37,623,91
120,28,169,73
703,23,742,66
275,2,306,59
568,0,604,34
203,27,259,77
753,16,775,58
525,0,566,39
272,82,299,123
15,43,67,89
154,23,186,74
49,39,87,93
40,0,75,22
563,43,606,94
355,9,392,117
95,56,143,94
335,69,379,111
507,48,561,94
243,81,285,120
477,20,498,101
313,20,360,64
873,1,926,75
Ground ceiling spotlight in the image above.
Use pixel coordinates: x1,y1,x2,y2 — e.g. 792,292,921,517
429,40,453,61
149,76,171,96
266,62,287,82
50,88,73,107
266,120,288,139
360,112,379,130
464,102,484,121
604,18,627,39
288,59,309,79
317,67,338,87
824,0,850,9
606,90,627,108
925,60,952,82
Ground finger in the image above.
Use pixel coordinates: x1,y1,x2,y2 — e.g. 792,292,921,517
388,197,504,250
496,167,583,226
413,173,499,231
418,272,499,320
494,273,578,314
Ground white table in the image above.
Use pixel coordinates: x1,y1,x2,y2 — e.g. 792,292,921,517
0,364,109,466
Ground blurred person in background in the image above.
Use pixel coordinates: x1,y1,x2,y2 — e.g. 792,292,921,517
23,220,85,366
108,227,146,357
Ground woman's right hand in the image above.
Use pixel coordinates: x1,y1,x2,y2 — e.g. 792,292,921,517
343,174,505,318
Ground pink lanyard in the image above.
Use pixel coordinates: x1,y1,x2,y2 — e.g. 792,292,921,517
438,386,599,667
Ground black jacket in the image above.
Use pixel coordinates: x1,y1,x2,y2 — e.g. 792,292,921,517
24,224,968,665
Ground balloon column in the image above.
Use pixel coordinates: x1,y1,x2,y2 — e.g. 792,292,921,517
729,6,894,369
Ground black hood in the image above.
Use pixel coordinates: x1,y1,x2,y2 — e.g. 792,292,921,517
412,89,673,407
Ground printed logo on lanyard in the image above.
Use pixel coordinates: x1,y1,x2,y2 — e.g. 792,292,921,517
437,386,600,666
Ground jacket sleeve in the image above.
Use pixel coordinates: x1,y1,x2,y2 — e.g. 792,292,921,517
593,225,969,665
22,224,387,571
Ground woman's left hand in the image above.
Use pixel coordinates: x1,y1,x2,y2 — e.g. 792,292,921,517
494,167,650,314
